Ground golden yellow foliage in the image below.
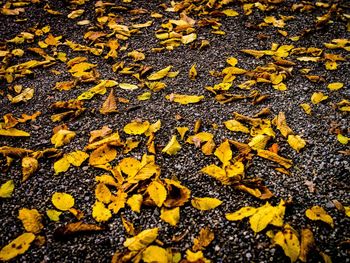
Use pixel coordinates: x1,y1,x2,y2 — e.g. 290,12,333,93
124,120,150,135
165,93,204,104
127,194,143,213
273,224,300,263
46,209,62,222
191,197,222,211
162,135,181,155
160,207,180,226
142,246,168,263
92,201,112,222
51,129,76,148
0,233,35,261
287,135,306,152
311,92,328,104
147,181,167,207
0,180,15,198
52,192,75,211
226,207,257,221
21,157,38,182
305,206,334,227
123,228,158,251
18,208,43,234
214,140,232,167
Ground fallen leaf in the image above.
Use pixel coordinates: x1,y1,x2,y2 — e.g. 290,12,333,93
0,180,15,198
311,92,328,104
299,228,315,262
273,224,300,263
52,192,75,211
147,181,167,207
305,206,334,227
160,207,180,226
214,140,232,167
191,197,222,211
123,228,158,251
124,120,150,135
0,233,35,261
226,206,257,221
54,222,104,239
147,66,172,80
287,135,306,152
327,82,344,91
165,93,204,104
92,201,112,222
18,208,43,234
162,135,181,155
249,202,276,233
22,157,39,182
142,246,168,263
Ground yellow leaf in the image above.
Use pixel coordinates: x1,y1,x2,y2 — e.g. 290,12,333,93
224,119,249,133
147,181,167,207
287,135,306,152
327,82,344,91
214,140,232,167
0,127,30,137
162,135,181,155
46,209,62,221
226,161,245,179
0,180,15,198
192,227,215,252
191,197,222,211
0,233,35,261
249,202,276,233
165,93,204,104
186,132,214,145
320,252,333,263
222,9,239,16
300,103,312,115
22,157,38,182
201,164,230,185
160,207,180,226
248,134,270,150
123,228,158,251
77,80,116,100
119,157,141,177
201,139,216,155
344,206,350,217
8,87,34,104
142,245,168,263
124,120,150,135
18,208,43,234
299,228,315,262
337,134,349,145
95,183,112,204
176,127,189,140
185,250,210,262
226,57,238,66
272,82,287,91
145,81,166,92
273,224,300,263
66,150,89,166
108,190,127,214
189,63,197,80
273,112,293,138
226,206,257,221
137,92,151,101
147,66,172,81
305,206,334,227
270,200,286,227
53,156,70,175
52,192,75,211
89,144,117,166
311,92,328,104
92,201,112,222
181,33,197,44
119,83,139,90
127,194,143,213
51,129,76,148
257,149,293,169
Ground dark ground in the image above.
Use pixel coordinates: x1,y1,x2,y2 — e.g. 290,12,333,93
0,0,349,262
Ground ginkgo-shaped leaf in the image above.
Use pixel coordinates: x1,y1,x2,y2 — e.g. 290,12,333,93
214,140,232,167
127,194,143,213
273,224,300,263
249,202,276,233
311,92,328,104
287,135,306,152
224,119,249,133
21,157,38,182
18,208,43,234
51,129,76,148
176,127,189,140
124,120,150,135
89,144,117,166
147,66,172,80
191,197,222,211
147,181,167,207
52,192,75,211
0,233,35,261
142,246,168,263
95,183,112,204
160,207,180,226
305,206,334,227
226,206,257,221
162,135,181,155
92,201,112,222
165,93,204,104
123,228,158,251
0,180,14,198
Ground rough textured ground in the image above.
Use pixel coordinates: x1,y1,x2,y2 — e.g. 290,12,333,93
0,0,349,262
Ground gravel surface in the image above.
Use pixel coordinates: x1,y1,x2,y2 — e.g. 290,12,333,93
0,0,349,262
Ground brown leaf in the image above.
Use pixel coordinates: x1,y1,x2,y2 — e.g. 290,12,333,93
100,89,118,114
54,222,105,239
